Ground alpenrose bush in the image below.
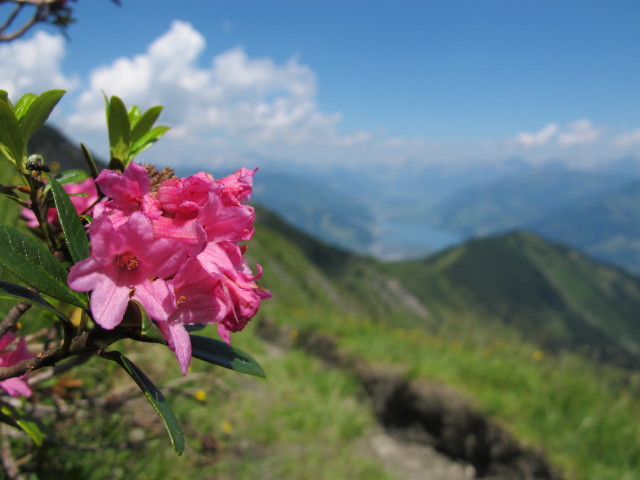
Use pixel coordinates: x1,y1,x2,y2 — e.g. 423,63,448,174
0,89,269,455
68,162,271,375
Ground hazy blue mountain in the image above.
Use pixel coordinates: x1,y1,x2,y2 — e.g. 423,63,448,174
531,180,640,272
427,167,631,237
250,170,375,252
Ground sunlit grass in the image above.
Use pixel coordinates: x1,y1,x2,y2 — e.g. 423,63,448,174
25,327,388,479
264,305,640,480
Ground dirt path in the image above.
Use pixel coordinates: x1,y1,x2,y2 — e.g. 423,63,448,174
257,319,563,480
366,430,475,480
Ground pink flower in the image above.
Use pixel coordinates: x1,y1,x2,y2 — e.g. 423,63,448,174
198,191,255,242
68,212,187,329
0,332,33,398
66,162,270,375
160,258,228,374
219,168,257,206
94,162,151,227
22,177,99,228
197,242,271,343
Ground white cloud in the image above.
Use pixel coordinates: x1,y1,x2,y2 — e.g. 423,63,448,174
557,119,601,146
0,31,78,98
614,128,640,147
515,122,559,147
513,119,602,150
66,20,349,150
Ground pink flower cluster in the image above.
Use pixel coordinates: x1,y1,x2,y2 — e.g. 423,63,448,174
0,332,32,398
68,163,270,375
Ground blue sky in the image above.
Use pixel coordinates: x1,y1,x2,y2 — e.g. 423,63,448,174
1,0,639,169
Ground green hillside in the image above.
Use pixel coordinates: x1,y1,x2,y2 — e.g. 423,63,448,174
385,230,640,366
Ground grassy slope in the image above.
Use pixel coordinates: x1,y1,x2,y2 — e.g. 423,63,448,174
385,231,640,364
249,217,640,480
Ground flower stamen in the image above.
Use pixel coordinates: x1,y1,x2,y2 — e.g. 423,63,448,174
116,252,139,270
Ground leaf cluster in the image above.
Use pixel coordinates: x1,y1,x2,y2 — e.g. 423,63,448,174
104,95,170,170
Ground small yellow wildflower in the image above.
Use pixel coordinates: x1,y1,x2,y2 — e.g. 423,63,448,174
221,421,233,434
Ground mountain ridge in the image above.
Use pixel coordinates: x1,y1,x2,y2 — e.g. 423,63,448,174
384,229,640,366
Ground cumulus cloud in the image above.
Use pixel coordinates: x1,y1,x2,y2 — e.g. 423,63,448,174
66,20,348,149
0,31,78,98
515,122,559,147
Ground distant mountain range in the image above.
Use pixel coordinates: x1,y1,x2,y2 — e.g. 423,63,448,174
427,167,640,273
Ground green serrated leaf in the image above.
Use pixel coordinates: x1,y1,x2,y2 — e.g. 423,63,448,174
0,280,72,326
108,351,185,455
0,224,87,309
0,99,24,167
130,106,163,145
20,90,65,142
54,169,91,185
130,125,170,157
107,96,132,165
0,405,48,446
14,93,37,121
46,174,90,264
0,91,8,102
190,335,266,378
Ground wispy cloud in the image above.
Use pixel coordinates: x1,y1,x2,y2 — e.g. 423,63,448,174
514,119,602,149
556,119,601,146
614,128,640,147
515,122,559,147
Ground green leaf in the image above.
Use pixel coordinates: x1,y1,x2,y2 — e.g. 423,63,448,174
54,169,91,185
0,280,72,326
107,96,131,165
131,106,163,145
108,351,185,455
0,404,48,446
46,174,90,263
80,143,100,178
20,90,65,142
0,224,87,309
131,125,170,157
14,93,37,121
0,99,24,167
190,335,266,378
0,185,22,203
128,105,141,127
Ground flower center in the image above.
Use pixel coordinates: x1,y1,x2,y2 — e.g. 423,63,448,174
116,252,139,270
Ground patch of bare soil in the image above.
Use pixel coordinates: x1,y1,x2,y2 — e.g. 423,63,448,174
258,319,564,480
